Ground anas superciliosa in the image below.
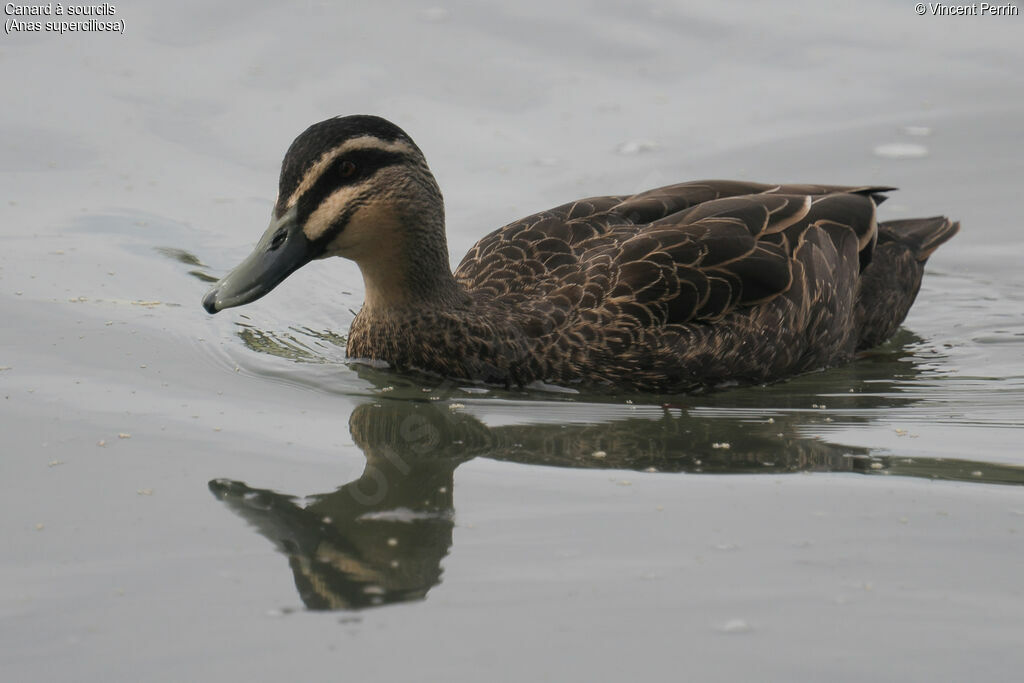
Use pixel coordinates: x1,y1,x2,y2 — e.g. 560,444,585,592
202,115,959,392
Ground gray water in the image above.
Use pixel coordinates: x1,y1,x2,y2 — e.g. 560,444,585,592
3,2,1023,681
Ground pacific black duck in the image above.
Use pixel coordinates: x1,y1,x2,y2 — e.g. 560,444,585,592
202,115,959,392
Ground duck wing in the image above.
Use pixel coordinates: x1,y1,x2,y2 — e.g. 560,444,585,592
455,180,890,327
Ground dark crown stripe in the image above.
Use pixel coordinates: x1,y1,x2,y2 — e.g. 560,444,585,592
278,115,418,208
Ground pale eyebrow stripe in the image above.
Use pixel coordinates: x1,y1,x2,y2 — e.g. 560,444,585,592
285,137,416,208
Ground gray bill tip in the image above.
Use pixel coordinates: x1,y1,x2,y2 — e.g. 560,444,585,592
202,288,221,314
198,207,311,316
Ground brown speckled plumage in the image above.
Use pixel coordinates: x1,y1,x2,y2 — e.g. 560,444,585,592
204,116,960,393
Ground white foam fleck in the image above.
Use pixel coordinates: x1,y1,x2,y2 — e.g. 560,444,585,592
419,7,450,21
873,143,929,159
616,140,658,155
358,507,453,522
718,619,753,634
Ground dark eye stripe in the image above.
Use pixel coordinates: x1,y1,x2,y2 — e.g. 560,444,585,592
310,194,367,252
296,149,408,221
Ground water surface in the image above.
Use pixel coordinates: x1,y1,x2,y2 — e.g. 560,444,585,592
2,2,1023,681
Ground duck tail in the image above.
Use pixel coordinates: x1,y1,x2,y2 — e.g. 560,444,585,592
854,216,959,351
877,216,960,262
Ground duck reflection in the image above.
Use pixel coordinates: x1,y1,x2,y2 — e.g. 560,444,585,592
209,403,475,610
210,391,1024,612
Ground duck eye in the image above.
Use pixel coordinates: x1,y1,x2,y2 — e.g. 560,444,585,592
340,160,356,178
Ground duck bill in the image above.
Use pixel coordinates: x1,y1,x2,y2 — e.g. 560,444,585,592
202,207,313,314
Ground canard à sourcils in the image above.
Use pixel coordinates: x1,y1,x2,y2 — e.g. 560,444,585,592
203,115,959,392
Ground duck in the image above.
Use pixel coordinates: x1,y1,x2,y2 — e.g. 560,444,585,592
202,114,959,393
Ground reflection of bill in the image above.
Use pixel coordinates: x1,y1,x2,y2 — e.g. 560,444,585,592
210,417,462,610
210,398,1024,612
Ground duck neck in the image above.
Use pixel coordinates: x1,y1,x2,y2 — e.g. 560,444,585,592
357,212,466,315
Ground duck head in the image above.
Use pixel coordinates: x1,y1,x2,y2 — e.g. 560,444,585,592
202,115,454,314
